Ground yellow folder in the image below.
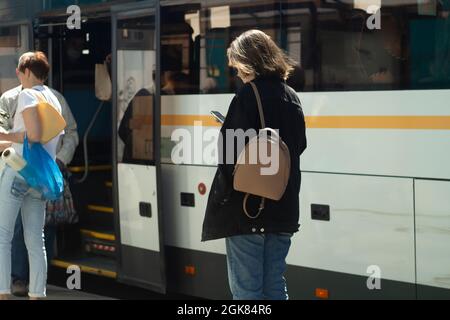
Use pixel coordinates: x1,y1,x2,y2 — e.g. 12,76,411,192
35,93,66,144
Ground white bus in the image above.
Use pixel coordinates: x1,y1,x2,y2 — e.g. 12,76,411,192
2,0,449,299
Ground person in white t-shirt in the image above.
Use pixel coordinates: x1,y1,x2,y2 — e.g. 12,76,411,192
0,84,79,297
0,51,63,300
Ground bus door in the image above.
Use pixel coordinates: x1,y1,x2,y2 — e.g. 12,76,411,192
111,1,165,292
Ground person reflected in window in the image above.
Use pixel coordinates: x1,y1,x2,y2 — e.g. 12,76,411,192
118,88,152,163
161,71,192,95
358,14,409,90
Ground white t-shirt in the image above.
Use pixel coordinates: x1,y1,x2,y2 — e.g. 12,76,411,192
12,85,63,160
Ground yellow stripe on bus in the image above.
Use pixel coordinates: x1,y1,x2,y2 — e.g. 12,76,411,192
161,115,450,130
162,115,221,127
305,116,450,130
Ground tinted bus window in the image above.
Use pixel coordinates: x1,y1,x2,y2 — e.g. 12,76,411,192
116,16,156,165
160,0,450,93
282,0,450,91
161,0,284,94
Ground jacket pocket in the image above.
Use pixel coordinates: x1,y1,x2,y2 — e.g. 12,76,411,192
212,169,233,205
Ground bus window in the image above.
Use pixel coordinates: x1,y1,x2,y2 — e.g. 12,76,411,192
0,25,29,95
205,1,285,93
161,0,283,95
161,3,201,95
281,0,450,91
161,1,450,93
116,16,156,165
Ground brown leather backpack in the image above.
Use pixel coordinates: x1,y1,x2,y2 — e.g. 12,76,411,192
233,82,291,219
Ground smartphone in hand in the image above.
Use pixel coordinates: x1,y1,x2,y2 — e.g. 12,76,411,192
211,111,225,124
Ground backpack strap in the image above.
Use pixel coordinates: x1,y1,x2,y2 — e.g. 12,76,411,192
243,193,266,219
245,82,267,219
249,82,265,129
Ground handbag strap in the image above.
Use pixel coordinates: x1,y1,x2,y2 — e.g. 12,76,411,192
246,82,267,219
33,88,47,104
250,82,266,129
243,193,265,219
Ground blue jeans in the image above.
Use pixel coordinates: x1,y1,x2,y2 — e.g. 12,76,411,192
0,167,47,298
226,233,292,300
12,215,56,283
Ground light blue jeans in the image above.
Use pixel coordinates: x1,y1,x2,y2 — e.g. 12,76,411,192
0,167,47,298
226,233,292,300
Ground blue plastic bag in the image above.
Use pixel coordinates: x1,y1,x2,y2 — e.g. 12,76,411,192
22,135,64,200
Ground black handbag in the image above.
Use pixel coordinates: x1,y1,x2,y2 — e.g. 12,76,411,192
45,173,78,226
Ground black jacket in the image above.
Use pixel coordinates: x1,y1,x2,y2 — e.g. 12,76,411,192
201,75,307,241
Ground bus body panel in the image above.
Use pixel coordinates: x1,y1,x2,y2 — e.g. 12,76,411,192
162,90,450,180
118,163,161,252
416,180,450,290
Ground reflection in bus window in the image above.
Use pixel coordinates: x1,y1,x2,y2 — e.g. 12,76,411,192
161,3,199,94
160,0,450,94
118,88,154,163
0,25,28,95
161,1,282,95
281,0,450,91
116,16,155,165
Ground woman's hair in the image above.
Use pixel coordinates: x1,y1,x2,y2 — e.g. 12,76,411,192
227,30,295,80
18,51,50,81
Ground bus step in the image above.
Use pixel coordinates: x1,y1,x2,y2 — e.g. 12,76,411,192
81,229,116,259
80,229,115,242
68,165,112,174
82,238,116,258
87,205,114,214
51,257,117,279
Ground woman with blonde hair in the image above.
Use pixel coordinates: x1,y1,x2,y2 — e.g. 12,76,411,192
0,51,63,299
202,30,307,300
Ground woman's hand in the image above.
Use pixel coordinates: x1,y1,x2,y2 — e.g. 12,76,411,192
0,132,8,142
0,141,12,152
0,131,25,144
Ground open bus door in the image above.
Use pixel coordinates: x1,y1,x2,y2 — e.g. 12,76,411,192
111,1,165,293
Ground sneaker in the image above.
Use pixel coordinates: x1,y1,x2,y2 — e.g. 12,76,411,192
11,280,28,297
